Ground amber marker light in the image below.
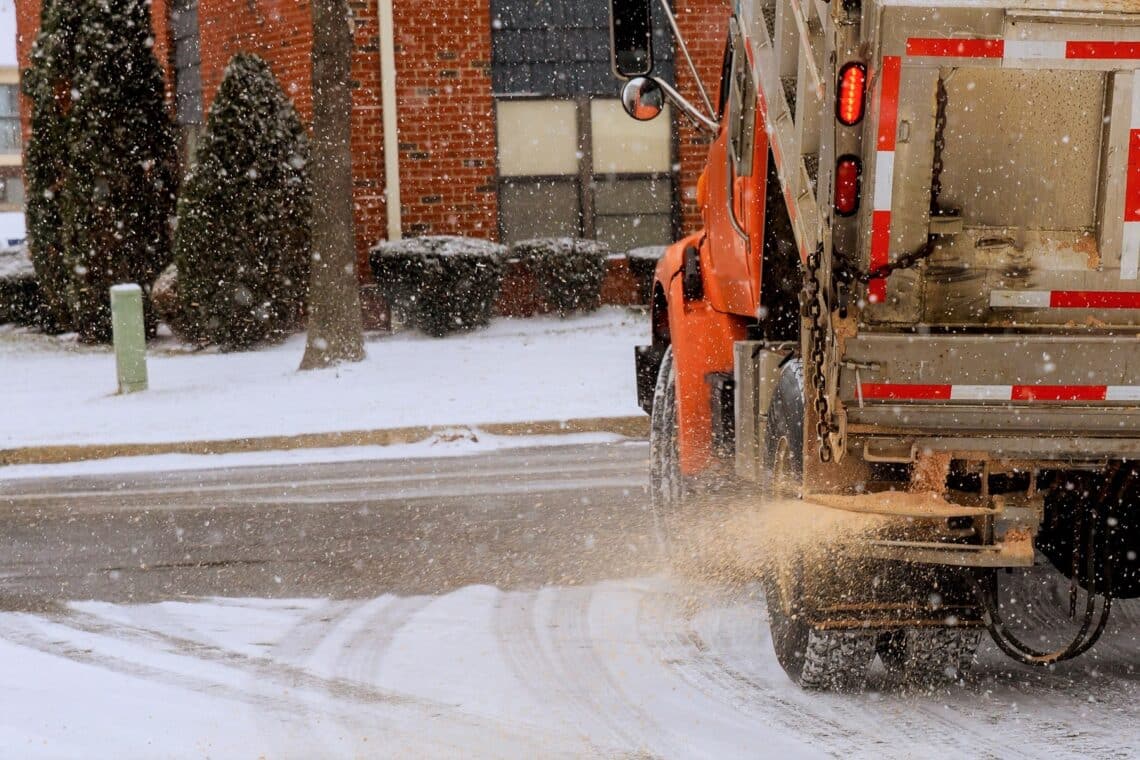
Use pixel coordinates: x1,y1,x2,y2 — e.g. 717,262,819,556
837,63,867,126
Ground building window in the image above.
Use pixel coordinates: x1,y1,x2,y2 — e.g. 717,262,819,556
171,0,202,160
0,173,23,206
495,97,676,250
171,0,201,125
0,84,21,154
491,0,677,249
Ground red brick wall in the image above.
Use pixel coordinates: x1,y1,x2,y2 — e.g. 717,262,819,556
197,1,313,116
347,1,386,276
16,0,722,276
674,0,732,235
391,1,498,241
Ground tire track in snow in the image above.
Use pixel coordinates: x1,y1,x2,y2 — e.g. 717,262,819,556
0,606,555,756
492,584,638,755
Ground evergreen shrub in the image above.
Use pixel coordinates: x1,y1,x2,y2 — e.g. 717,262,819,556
173,54,311,350
369,236,505,337
23,0,178,341
0,246,45,326
626,245,667,303
512,238,610,316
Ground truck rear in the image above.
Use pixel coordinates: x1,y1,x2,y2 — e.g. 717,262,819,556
610,0,1140,688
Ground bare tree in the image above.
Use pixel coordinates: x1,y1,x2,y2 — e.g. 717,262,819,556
300,0,365,369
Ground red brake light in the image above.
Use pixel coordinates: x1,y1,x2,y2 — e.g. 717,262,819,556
835,156,861,216
837,63,866,126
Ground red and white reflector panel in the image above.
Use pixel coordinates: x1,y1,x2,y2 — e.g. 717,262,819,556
1123,69,1140,280
869,56,901,304
990,289,1140,309
860,383,1140,402
905,37,1140,62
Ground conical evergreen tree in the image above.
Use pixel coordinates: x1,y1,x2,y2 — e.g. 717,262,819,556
22,0,82,332
23,0,178,342
174,54,311,350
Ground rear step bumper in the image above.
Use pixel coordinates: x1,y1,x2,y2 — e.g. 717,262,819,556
840,333,1140,442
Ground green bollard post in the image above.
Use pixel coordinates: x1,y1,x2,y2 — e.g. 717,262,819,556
111,284,148,394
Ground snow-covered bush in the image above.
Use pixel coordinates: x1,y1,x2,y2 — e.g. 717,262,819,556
512,238,610,317
22,0,178,341
149,263,200,342
174,54,311,350
626,245,667,303
0,245,45,327
370,236,505,337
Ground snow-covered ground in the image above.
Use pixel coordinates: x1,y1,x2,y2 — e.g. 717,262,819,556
1,308,645,450
2,577,1137,759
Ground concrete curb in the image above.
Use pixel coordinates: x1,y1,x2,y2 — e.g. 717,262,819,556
0,416,650,467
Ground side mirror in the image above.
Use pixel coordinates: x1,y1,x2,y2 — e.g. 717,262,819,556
621,77,665,121
609,0,654,78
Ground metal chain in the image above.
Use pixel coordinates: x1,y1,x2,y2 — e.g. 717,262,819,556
801,244,837,463
929,76,948,215
805,78,952,462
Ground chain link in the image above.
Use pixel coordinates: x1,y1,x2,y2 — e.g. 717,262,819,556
804,78,952,462
930,76,948,215
801,245,837,463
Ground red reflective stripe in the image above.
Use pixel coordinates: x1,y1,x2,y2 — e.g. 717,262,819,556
1066,41,1140,60
1012,385,1107,402
1126,130,1140,223
877,56,901,151
860,384,1114,402
1049,290,1140,309
906,38,1004,58
868,210,891,303
861,383,952,400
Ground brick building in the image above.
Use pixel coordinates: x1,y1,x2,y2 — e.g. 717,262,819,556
14,0,730,278
0,0,23,229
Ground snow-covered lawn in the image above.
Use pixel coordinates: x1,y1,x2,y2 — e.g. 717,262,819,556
1,307,646,450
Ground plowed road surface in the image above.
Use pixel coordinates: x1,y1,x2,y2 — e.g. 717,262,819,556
1,442,1138,758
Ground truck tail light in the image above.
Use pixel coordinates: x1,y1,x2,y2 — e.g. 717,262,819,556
837,63,866,126
835,155,861,216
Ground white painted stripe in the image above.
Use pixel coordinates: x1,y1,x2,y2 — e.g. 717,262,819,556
1123,221,1140,280
1107,386,1140,401
873,151,895,212
1003,39,1066,61
1132,70,1140,128
950,385,1013,401
990,290,1051,308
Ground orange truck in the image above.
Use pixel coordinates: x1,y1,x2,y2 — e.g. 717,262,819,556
609,0,1140,689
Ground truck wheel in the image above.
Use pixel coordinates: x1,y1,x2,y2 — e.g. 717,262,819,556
877,628,982,684
762,359,876,690
649,346,688,563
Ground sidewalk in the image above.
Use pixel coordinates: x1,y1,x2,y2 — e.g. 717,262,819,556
1,307,648,467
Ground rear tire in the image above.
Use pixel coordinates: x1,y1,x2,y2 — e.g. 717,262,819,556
762,360,875,691
877,628,981,684
649,346,688,564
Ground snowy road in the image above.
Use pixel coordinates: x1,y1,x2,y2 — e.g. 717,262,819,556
1,443,1139,758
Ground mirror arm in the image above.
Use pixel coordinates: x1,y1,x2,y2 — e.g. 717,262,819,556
650,77,720,134
657,0,716,118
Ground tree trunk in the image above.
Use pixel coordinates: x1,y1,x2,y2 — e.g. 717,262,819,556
300,0,365,370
